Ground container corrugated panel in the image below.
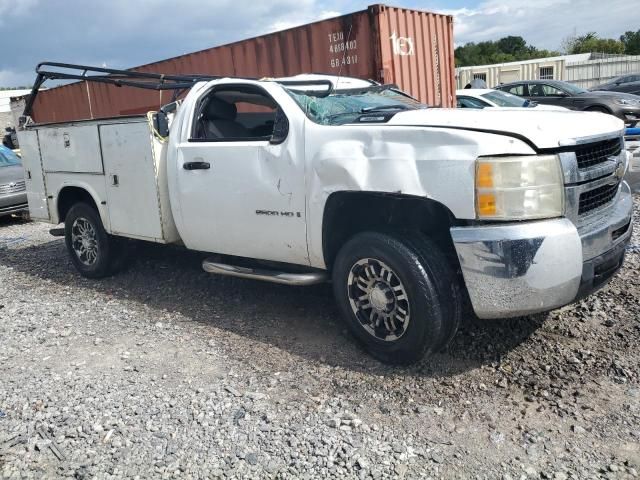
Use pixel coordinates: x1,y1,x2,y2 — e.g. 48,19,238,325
374,5,455,107
31,4,455,123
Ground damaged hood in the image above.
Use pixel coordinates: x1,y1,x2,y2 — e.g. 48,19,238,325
387,108,624,149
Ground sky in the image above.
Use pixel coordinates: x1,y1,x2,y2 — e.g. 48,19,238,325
1,0,639,87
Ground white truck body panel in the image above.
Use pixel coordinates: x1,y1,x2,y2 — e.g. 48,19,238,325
17,117,179,244
303,123,536,268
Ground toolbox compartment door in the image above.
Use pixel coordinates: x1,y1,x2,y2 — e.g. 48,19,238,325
99,122,164,240
39,125,103,174
17,129,50,221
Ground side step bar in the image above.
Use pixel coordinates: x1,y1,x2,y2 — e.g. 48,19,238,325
202,259,328,286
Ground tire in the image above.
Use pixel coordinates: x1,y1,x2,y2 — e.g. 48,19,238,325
332,231,461,364
400,233,463,351
64,202,127,278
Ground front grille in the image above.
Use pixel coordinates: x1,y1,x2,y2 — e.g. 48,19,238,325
579,182,619,215
0,180,26,194
575,138,622,169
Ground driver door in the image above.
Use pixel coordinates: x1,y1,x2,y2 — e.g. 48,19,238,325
534,83,574,109
174,85,309,265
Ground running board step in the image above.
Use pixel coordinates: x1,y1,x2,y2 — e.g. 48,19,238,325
202,259,328,286
49,227,65,237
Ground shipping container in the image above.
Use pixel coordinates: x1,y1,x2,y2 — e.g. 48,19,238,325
30,4,455,123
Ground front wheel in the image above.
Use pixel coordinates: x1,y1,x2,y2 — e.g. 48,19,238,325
332,232,461,365
64,202,127,278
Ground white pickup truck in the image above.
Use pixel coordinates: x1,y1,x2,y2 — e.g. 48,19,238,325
18,63,633,364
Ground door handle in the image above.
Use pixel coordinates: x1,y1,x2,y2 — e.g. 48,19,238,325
183,161,211,170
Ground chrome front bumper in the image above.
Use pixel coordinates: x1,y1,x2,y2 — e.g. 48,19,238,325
451,182,633,319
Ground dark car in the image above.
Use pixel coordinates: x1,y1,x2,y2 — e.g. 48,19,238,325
0,145,28,218
495,80,640,127
590,74,640,96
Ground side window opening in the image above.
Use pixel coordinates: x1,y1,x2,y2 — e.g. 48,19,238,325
192,86,283,141
457,97,487,109
507,85,525,96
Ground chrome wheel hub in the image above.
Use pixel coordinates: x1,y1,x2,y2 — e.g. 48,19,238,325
347,258,410,341
71,218,98,266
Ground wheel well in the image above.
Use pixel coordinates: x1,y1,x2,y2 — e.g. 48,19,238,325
57,187,98,223
586,105,612,114
322,192,459,270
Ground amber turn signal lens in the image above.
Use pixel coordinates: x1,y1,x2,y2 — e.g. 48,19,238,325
476,163,494,189
477,193,497,216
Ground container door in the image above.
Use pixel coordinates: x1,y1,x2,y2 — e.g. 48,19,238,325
99,122,164,240
17,129,50,221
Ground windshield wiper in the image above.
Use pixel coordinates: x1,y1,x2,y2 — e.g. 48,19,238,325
360,105,411,113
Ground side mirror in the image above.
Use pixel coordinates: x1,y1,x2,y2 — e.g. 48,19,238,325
270,108,289,145
152,111,170,138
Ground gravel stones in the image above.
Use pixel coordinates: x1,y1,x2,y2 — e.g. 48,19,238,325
1,198,640,478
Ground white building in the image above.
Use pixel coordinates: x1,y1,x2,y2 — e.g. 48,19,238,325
0,89,32,129
456,53,640,90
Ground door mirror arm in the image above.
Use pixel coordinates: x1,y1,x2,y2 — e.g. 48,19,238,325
152,111,170,138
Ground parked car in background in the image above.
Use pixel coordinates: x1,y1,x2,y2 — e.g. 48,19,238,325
456,89,567,110
626,127,640,193
0,145,28,218
590,74,640,96
496,80,640,127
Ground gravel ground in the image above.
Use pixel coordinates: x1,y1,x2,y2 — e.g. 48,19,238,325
1,199,639,480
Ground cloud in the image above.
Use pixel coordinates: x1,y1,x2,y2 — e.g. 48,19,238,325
0,0,367,87
0,0,38,20
445,0,640,50
0,69,33,88
268,10,342,33
1,0,638,87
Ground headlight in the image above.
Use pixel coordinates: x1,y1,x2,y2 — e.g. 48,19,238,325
613,98,640,106
476,155,564,220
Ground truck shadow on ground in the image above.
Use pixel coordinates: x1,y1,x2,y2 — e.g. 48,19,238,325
0,237,547,377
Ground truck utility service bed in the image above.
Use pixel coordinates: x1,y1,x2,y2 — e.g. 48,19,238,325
20,116,179,244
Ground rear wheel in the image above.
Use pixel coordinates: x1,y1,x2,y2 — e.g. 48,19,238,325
64,202,127,278
332,231,461,364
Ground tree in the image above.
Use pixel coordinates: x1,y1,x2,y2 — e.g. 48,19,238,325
563,32,625,54
497,36,528,56
454,36,559,67
620,30,640,55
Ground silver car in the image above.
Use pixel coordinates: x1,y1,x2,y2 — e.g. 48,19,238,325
0,146,27,217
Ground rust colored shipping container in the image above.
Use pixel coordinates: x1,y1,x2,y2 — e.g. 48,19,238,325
31,4,455,123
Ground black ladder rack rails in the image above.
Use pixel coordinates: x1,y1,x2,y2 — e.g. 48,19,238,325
20,61,336,126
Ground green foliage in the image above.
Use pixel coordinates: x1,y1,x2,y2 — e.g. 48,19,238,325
620,30,640,55
455,36,560,67
564,32,625,54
